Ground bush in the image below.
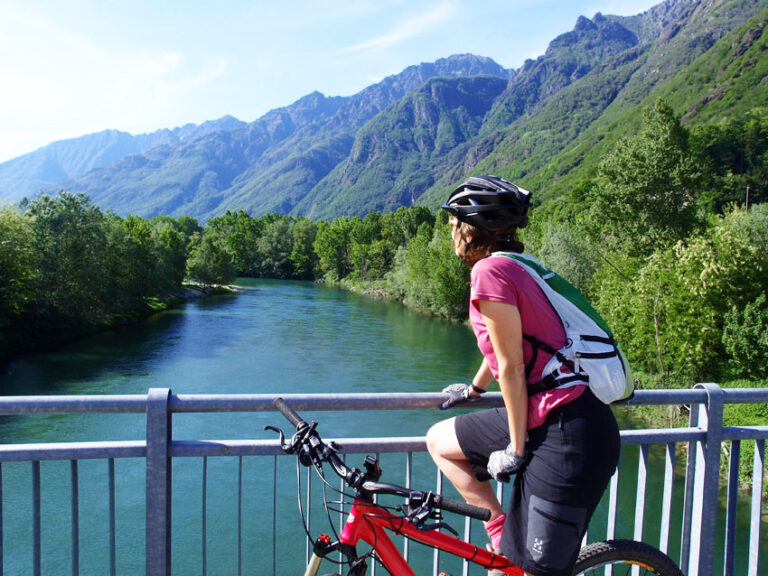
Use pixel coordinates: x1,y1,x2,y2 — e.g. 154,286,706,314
723,294,768,379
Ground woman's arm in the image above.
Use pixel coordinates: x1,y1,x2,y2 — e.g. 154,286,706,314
470,357,493,395
478,300,528,457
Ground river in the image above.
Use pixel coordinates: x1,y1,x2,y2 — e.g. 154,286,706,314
0,279,764,575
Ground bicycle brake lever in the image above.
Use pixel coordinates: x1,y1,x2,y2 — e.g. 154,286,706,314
264,425,297,454
421,520,459,536
407,509,458,536
400,498,459,536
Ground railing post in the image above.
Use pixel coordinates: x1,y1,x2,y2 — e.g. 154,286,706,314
147,388,172,576
688,383,723,576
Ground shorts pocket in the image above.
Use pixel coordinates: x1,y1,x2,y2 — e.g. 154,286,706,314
526,494,587,571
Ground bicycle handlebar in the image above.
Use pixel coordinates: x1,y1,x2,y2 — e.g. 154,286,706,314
272,397,491,522
274,397,306,429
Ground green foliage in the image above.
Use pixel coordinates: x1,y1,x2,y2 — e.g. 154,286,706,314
0,205,37,318
0,193,199,355
401,217,469,319
534,221,601,296
257,219,294,279
186,229,237,285
207,211,264,275
313,218,353,281
289,218,318,280
723,294,768,379
690,112,768,211
25,192,110,323
595,205,768,381
590,100,702,256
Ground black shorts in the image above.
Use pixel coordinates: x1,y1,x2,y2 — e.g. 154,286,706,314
454,389,620,576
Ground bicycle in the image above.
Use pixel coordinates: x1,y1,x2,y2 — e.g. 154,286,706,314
268,398,684,576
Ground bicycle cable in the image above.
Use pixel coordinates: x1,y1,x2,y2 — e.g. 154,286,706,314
303,450,400,572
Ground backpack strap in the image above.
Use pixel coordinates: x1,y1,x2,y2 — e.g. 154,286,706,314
528,373,588,396
523,334,588,396
523,334,576,373
576,335,619,359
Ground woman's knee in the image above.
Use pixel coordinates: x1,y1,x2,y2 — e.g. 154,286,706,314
426,418,457,457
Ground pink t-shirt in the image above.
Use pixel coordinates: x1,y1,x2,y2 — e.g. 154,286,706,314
469,254,586,429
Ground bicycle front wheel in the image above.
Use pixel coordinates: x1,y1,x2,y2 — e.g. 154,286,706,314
573,540,683,575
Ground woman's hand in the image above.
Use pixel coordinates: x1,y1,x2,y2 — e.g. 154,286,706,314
487,444,527,482
440,383,481,410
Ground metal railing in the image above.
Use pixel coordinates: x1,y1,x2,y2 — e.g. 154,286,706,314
0,385,765,576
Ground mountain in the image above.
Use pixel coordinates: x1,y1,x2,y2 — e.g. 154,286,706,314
440,0,768,206
0,116,245,204
1,0,765,221
10,54,508,218
293,75,510,217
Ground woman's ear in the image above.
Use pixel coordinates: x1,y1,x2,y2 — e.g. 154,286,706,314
462,226,478,246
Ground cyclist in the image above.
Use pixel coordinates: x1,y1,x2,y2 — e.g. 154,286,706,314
426,175,621,576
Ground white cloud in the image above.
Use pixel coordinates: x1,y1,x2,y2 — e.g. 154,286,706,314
332,2,455,56
186,58,229,90
0,2,231,160
138,51,184,77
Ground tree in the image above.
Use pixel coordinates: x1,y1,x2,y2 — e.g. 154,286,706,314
596,205,768,380
723,294,768,379
25,193,109,322
186,230,237,285
691,113,768,211
403,217,469,319
123,215,158,298
314,218,353,281
0,205,37,318
347,213,389,281
207,211,262,275
151,220,187,292
257,219,294,279
591,100,702,256
381,206,434,249
289,218,317,280
152,215,202,255
536,221,601,296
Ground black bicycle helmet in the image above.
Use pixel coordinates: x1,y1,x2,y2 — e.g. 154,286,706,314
442,175,531,231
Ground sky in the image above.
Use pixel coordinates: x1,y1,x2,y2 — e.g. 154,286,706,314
0,0,663,164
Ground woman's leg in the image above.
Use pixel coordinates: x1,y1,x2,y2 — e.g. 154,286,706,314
426,418,505,519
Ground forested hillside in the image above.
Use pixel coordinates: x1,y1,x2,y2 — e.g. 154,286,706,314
417,0,767,208
2,0,764,223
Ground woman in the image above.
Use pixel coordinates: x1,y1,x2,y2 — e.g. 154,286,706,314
426,175,620,576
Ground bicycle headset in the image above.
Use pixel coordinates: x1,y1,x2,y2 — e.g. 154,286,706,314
441,175,532,231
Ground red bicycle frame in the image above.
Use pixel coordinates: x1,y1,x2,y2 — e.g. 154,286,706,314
306,496,523,576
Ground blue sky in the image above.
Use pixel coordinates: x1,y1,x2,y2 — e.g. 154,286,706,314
0,0,661,163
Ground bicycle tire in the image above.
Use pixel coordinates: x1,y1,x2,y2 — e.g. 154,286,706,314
573,539,683,575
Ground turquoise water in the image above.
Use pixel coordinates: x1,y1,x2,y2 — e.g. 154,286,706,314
0,279,764,575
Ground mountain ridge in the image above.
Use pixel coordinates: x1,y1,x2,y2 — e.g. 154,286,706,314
0,0,764,221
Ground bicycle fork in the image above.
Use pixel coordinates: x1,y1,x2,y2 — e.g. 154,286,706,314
304,533,367,576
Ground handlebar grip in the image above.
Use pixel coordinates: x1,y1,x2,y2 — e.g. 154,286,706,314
273,397,307,430
434,495,491,521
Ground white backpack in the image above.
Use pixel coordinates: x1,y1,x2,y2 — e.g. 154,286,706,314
495,253,633,404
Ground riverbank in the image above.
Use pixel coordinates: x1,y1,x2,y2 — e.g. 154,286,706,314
0,282,238,362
